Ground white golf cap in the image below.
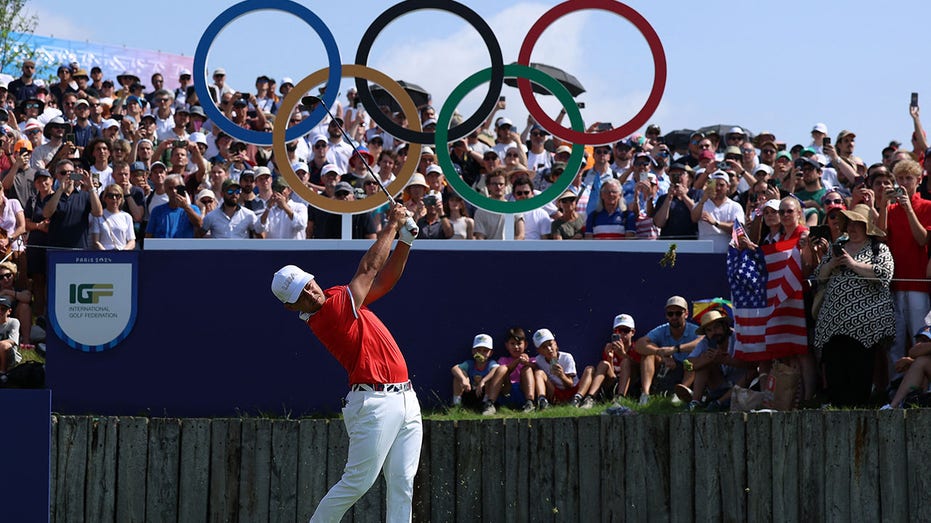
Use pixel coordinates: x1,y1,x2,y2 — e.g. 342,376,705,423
292,162,309,173
727,126,744,135
532,328,555,348
472,334,493,350
310,133,327,145
812,122,828,134
612,314,635,330
754,164,774,176
271,265,314,304
425,164,443,176
189,131,207,145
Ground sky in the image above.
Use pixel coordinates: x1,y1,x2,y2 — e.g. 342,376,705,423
25,0,931,162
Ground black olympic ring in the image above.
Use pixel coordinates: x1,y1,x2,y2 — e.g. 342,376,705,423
353,0,504,144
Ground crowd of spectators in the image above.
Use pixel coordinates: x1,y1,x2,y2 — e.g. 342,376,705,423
2,58,931,408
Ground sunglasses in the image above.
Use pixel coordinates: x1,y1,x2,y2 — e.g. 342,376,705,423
105,193,122,199
505,153,520,158
313,142,328,149
595,149,611,155
823,198,844,205
200,198,215,204
741,149,755,154
614,327,632,334
226,188,242,195
778,209,795,215
25,103,40,109
26,129,40,135
0,273,12,280
364,181,379,186
635,161,650,167
762,149,776,154
530,131,545,137
483,156,498,161
666,310,684,317
514,190,532,196
488,181,506,186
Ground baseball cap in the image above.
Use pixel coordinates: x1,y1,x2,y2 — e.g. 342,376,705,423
239,169,255,180
150,161,167,171
253,166,272,178
179,68,192,77
221,179,241,192
195,189,215,203
0,296,12,309
837,129,856,142
727,126,745,136
292,162,309,173
34,169,51,179
763,199,780,212
472,334,493,350
130,161,147,172
497,117,513,128
754,164,774,177
213,68,226,76
335,181,354,195
271,265,314,304
422,118,437,128
321,164,340,177
13,139,32,153
532,328,555,348
797,157,821,170
709,171,729,181
812,122,828,135
74,99,89,107
555,145,572,155
665,296,688,310
775,151,792,162
425,164,443,176
310,133,327,145
699,149,715,161
612,314,635,330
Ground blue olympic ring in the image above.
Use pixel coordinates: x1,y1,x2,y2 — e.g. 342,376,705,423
192,0,341,146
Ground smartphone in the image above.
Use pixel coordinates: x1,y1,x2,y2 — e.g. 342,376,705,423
174,139,187,148
777,143,787,151
69,171,83,181
639,172,649,183
610,334,622,343
241,92,250,101
912,92,919,108
810,225,831,242
65,132,76,143
175,185,186,196
822,137,831,147
832,234,850,256
596,122,613,131
576,102,585,109
766,178,777,189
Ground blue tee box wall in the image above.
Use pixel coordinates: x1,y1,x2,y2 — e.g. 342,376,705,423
47,249,728,416
0,389,51,523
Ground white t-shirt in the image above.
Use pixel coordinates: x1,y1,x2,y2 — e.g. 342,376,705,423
89,209,135,250
534,352,579,389
697,198,745,252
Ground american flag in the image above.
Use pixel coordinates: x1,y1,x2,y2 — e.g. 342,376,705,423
726,238,808,361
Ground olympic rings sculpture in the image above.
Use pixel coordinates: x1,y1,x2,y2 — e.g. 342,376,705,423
193,0,666,215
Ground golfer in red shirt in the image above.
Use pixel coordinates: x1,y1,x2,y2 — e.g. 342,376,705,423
272,203,421,522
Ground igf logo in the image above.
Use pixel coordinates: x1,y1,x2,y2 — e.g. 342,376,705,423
69,284,114,304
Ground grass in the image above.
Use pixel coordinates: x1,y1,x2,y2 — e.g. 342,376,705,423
423,394,684,421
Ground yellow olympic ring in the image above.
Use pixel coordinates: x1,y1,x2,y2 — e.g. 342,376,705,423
273,64,422,214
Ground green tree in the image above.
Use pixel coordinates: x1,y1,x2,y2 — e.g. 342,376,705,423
0,0,38,74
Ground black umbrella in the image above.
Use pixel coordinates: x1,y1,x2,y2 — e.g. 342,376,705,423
503,62,586,97
368,80,431,113
696,124,754,142
662,129,696,155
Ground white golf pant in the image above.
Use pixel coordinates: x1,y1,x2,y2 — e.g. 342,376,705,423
893,290,930,374
310,387,422,523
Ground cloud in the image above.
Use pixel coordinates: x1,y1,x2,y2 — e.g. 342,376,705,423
29,4,94,41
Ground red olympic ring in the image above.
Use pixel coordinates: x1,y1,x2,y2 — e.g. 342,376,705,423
517,0,667,145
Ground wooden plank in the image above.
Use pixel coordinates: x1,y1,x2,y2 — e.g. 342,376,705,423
145,418,181,523
239,419,272,523
823,411,851,522
455,420,482,522
906,409,931,523
178,418,211,523
412,420,431,522
56,417,88,523
850,411,880,522
50,416,58,523
719,414,746,523
770,412,799,523
528,418,556,522
429,420,455,523
481,419,505,523
668,414,693,523
209,419,241,523
84,417,117,523
297,419,330,520
115,417,147,523
644,414,671,523
503,418,530,523
799,411,825,522
877,409,908,523
624,415,647,522
269,420,300,523
693,415,721,523
326,418,348,501
551,418,579,520
745,412,772,522
600,415,626,523
576,416,601,522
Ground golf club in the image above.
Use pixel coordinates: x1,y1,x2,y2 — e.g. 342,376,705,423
301,95,418,236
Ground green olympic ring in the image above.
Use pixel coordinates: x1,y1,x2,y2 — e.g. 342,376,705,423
435,63,585,214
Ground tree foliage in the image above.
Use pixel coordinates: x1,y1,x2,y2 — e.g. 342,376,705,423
0,0,38,73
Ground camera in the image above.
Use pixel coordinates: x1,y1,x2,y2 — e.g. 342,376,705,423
669,173,681,184
174,139,187,149
576,102,585,109
69,171,83,181
717,161,730,171
423,195,437,206
832,233,849,257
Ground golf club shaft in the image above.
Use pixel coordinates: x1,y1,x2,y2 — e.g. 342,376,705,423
313,102,398,205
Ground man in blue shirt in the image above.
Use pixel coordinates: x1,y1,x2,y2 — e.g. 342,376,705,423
145,174,202,238
634,295,703,401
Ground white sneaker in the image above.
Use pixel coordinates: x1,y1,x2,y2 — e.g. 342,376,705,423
639,393,650,406
879,404,893,411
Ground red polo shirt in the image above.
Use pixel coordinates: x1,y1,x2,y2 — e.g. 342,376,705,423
307,285,409,384
887,194,931,292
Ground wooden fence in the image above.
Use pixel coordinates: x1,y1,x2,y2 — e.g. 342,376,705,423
50,410,931,522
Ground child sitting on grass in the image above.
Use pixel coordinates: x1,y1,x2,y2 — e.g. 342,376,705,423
451,333,500,415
